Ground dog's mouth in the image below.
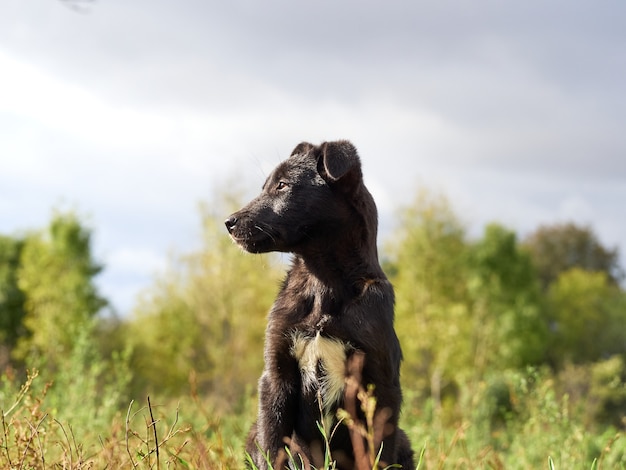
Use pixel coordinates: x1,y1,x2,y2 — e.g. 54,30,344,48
225,217,278,253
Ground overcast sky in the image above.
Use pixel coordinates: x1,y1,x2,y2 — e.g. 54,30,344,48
1,0,625,314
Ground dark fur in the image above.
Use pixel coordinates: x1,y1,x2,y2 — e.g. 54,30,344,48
225,141,414,469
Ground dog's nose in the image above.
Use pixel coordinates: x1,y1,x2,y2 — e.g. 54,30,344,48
225,216,238,233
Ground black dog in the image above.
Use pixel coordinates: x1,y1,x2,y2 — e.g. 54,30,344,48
225,141,414,469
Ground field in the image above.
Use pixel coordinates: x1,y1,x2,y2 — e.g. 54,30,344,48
1,365,624,469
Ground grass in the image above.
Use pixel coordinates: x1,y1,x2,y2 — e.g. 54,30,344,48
1,367,625,469
0,369,246,469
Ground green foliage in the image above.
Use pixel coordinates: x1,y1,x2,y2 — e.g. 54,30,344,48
0,236,26,368
590,356,626,428
44,319,133,433
13,211,106,365
546,268,626,366
402,368,626,469
1,325,132,447
389,188,470,397
466,224,547,371
496,368,587,468
0,312,134,467
390,190,550,407
557,356,626,429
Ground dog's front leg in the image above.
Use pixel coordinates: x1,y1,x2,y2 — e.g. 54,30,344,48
251,357,300,469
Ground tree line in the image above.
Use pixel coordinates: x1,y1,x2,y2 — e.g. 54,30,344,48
1,188,625,432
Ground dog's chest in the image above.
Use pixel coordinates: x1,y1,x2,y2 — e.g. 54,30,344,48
290,331,349,411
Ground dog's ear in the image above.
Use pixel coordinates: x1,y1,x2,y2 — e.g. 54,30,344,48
318,140,362,189
290,142,315,157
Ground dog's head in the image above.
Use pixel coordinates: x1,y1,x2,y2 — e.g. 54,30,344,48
225,140,377,256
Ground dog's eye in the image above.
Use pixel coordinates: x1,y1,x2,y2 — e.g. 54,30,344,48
276,181,289,191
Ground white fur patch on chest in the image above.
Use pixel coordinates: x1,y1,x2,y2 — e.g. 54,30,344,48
291,332,349,415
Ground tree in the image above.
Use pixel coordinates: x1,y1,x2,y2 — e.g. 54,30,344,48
13,212,106,365
389,192,551,412
523,223,624,289
546,268,626,367
388,188,471,399
127,196,281,400
466,224,547,371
